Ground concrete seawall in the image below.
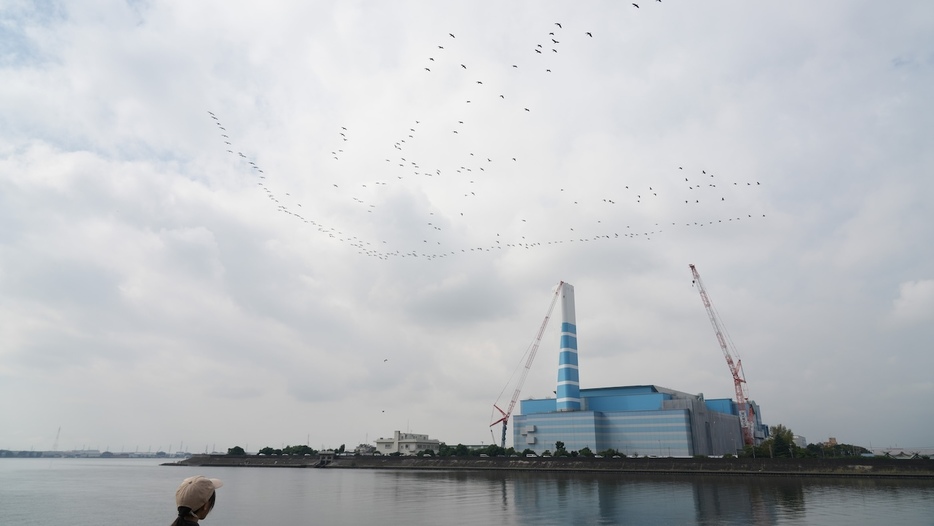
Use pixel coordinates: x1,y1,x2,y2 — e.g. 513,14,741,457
170,455,934,478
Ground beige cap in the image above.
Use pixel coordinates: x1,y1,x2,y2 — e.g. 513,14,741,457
176,475,223,510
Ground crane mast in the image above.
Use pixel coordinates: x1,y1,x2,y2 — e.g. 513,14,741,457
491,281,564,448
688,264,756,446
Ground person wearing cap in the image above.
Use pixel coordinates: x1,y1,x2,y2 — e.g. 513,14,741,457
172,475,223,525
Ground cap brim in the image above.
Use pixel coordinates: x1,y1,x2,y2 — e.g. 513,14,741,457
209,478,223,489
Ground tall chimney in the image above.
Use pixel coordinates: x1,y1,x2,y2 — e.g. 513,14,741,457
556,283,581,411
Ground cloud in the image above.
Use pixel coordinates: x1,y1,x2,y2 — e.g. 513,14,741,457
887,279,934,327
1,0,933,453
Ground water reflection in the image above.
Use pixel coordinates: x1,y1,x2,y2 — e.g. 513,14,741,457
368,470,934,526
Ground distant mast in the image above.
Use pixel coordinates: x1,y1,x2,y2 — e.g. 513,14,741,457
556,283,581,411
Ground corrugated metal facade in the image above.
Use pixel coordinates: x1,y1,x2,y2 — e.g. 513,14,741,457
514,385,748,456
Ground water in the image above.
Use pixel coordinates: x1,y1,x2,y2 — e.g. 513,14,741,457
1,458,932,525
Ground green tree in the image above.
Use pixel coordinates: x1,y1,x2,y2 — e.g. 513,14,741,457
578,446,594,457
227,446,245,456
769,424,795,458
258,446,276,456
483,444,506,457
283,444,317,456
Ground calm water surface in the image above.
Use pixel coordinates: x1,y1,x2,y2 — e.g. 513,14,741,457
1,458,932,525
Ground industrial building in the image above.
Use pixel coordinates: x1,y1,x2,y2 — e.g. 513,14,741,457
509,282,768,457
374,431,441,456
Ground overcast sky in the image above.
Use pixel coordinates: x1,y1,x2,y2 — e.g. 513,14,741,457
2,0,932,454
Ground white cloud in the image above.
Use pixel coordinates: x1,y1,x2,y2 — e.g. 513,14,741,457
887,279,934,327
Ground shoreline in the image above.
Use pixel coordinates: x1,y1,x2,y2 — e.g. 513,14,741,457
167,455,934,479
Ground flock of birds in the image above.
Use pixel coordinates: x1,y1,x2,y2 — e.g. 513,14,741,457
208,5,766,261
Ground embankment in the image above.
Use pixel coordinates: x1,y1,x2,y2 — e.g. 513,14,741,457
170,455,934,478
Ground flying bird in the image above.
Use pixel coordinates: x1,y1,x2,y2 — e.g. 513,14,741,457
555,22,562,28
586,32,592,37
633,2,639,7
449,33,455,38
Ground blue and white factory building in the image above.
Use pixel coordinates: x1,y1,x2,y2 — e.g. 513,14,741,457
512,283,768,457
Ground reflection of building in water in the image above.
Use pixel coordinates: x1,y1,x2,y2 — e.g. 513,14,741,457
513,283,769,456
510,473,801,525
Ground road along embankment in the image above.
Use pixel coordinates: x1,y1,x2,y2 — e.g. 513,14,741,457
169,455,934,478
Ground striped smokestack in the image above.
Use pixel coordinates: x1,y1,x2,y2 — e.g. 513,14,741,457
555,283,581,411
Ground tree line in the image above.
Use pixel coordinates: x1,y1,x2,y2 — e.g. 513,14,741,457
225,424,882,459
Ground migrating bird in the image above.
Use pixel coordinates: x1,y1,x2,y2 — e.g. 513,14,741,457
555,22,562,28
586,32,592,37
633,3,639,7
449,33,455,38
461,64,467,69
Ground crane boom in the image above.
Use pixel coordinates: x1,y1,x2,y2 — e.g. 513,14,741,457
491,281,564,448
688,264,756,446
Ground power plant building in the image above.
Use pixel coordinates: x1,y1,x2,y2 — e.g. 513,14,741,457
512,283,768,457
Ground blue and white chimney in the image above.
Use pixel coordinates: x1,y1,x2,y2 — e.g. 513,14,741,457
556,283,581,411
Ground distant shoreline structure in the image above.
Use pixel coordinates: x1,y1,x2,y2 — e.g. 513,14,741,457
0,449,192,459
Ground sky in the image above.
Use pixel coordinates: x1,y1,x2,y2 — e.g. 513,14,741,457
1,0,932,454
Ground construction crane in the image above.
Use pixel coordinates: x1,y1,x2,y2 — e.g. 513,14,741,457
688,264,756,446
490,281,564,448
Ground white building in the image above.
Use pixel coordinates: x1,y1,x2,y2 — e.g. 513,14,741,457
374,431,441,456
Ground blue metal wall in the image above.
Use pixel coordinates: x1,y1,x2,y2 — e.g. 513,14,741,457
586,393,669,412
704,398,736,415
520,398,557,415
513,411,599,453
514,408,695,456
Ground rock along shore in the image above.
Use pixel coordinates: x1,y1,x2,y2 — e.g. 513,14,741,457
168,454,934,478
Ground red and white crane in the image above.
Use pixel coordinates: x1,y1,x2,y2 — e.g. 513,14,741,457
490,281,564,448
689,264,756,446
